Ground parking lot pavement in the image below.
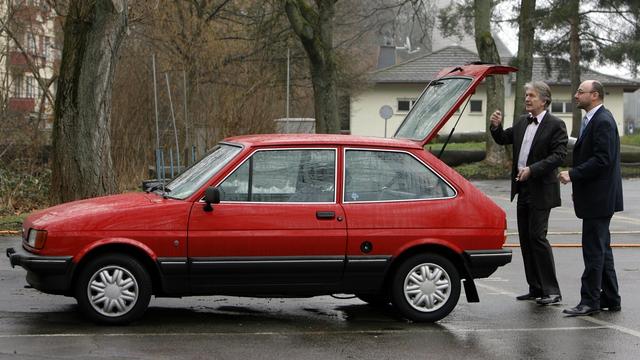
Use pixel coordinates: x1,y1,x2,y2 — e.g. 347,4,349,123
0,179,638,358
0,244,639,359
473,178,640,245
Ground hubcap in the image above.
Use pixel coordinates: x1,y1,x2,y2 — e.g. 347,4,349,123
87,265,139,317
403,263,451,312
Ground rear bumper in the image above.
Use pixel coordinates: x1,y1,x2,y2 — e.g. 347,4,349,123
464,249,512,278
6,247,74,295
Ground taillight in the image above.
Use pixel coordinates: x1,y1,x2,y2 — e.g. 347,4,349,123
26,229,47,249
504,218,508,242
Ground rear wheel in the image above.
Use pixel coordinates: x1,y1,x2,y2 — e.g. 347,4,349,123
75,254,152,325
391,254,460,322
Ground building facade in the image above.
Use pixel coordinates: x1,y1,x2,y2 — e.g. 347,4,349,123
1,0,61,130
351,46,639,139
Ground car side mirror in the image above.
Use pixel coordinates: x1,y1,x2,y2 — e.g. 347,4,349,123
203,187,220,212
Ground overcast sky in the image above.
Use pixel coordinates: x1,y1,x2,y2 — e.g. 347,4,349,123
493,1,634,79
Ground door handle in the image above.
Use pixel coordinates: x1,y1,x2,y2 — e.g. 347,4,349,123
316,211,335,220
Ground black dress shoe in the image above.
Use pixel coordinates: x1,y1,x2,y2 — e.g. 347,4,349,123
516,293,539,301
563,304,600,316
536,294,562,305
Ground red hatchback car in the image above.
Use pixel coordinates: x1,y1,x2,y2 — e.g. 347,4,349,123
7,64,514,324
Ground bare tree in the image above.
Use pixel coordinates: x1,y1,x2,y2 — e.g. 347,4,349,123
474,0,507,166
51,0,128,203
512,0,536,122
284,0,340,134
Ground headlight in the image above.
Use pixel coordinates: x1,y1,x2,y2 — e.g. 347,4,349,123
26,229,47,249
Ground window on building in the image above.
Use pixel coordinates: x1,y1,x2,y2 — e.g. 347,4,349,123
397,98,417,112
44,37,50,60
469,99,483,113
14,76,23,98
27,34,37,55
26,77,35,98
551,101,573,113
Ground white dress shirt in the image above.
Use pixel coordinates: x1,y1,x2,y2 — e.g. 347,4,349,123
583,104,603,128
517,111,546,171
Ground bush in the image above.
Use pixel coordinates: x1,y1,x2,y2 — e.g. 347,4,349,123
0,167,51,217
621,133,640,146
454,160,511,179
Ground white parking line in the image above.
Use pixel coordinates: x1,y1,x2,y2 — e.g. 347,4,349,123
580,317,640,338
475,282,640,339
0,327,612,339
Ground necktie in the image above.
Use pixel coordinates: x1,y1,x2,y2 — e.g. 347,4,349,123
527,114,538,125
579,116,588,139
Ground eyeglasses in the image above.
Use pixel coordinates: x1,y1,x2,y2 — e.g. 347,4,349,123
575,89,596,95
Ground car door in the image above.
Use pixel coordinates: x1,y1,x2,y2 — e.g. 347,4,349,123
187,147,347,294
340,148,458,290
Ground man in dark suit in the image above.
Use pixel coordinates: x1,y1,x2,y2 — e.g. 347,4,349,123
490,81,568,305
559,80,623,316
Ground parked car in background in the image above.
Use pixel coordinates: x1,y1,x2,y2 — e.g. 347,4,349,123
7,64,515,324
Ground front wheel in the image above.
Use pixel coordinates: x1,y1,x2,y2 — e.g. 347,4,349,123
391,254,460,322
75,254,152,325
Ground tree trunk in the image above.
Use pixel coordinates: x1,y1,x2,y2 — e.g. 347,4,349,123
513,0,536,122
474,0,507,166
568,0,581,137
51,0,128,203
284,0,340,133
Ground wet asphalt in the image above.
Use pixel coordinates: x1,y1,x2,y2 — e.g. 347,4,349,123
0,179,639,359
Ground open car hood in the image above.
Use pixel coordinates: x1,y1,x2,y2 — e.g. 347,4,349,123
393,63,518,146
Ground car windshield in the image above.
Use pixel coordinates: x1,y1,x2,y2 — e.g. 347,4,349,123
394,77,472,141
164,143,242,199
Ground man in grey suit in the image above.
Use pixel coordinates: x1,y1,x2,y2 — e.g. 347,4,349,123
559,80,623,316
490,81,568,305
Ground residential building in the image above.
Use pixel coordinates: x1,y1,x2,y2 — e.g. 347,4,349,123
351,45,640,139
1,0,61,130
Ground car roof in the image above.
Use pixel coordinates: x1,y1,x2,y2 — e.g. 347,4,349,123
223,133,423,150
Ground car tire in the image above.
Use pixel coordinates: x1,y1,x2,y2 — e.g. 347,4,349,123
391,254,460,322
356,293,391,307
75,254,152,325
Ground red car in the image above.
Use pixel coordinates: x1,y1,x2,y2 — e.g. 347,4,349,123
7,64,514,324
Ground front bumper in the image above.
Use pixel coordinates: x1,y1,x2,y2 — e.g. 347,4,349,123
464,249,512,278
6,247,74,295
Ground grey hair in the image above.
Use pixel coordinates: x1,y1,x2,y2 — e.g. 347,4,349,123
524,81,552,108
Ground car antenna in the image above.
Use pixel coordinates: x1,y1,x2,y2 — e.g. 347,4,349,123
438,97,471,159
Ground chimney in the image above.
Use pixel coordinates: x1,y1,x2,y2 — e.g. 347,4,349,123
377,45,396,69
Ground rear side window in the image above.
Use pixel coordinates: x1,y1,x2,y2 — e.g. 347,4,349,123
218,149,336,203
344,150,455,202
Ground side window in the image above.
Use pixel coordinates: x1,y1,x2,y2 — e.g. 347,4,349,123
218,161,250,201
218,149,336,203
344,150,455,202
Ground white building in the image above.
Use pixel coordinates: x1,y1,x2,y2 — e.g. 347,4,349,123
1,0,61,128
351,45,639,139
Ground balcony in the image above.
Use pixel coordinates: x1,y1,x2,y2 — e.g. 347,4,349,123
9,50,45,71
8,97,36,113
12,1,51,22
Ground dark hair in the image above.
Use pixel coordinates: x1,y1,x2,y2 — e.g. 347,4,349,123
525,81,552,108
592,80,605,100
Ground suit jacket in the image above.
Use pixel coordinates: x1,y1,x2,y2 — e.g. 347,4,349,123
491,111,568,210
569,106,623,219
